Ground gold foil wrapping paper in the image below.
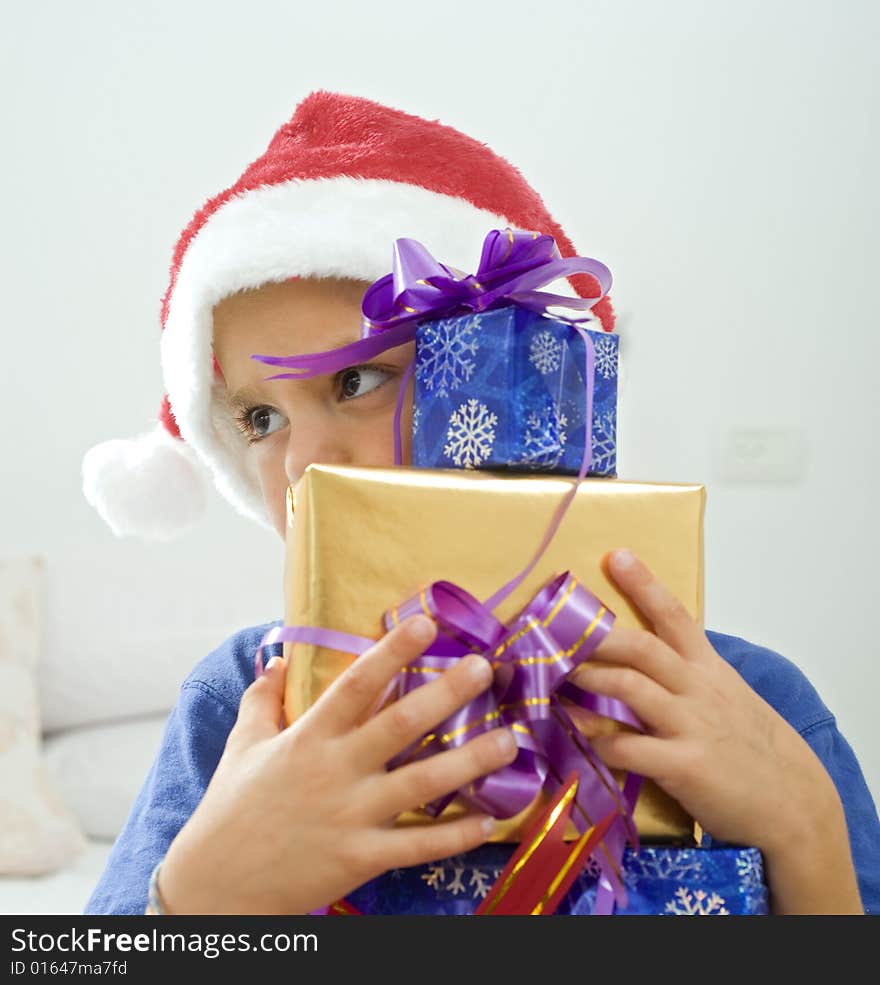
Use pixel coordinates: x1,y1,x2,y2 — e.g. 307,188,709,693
283,464,704,844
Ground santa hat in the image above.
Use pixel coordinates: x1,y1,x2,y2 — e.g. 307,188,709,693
82,90,616,540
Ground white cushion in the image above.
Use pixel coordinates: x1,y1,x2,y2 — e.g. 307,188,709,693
0,557,88,875
34,538,278,734
37,630,216,734
43,716,168,841
0,839,114,915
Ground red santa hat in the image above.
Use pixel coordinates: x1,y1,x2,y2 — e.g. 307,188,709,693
82,90,616,540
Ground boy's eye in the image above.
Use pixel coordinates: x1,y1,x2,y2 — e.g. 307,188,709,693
242,406,287,440
338,365,393,400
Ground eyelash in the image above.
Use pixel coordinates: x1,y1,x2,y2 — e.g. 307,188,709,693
233,363,395,445
233,406,274,446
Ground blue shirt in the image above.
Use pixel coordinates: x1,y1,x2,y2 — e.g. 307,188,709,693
83,623,880,915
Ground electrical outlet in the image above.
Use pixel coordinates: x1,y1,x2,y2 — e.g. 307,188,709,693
717,428,808,482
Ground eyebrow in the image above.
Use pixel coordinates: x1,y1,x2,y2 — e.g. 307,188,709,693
227,384,270,414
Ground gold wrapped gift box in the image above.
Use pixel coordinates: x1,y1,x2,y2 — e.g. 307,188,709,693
282,464,704,845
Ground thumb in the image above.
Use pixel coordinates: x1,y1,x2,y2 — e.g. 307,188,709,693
232,655,288,744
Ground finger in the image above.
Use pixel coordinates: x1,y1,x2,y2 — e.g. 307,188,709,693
583,624,690,694
572,661,681,735
590,730,677,781
375,813,498,872
231,655,288,745
370,727,518,821
605,549,706,658
305,615,438,738
355,653,495,769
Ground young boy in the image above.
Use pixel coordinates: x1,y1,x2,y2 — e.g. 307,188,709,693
81,91,879,915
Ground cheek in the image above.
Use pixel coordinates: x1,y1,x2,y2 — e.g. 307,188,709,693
370,404,412,467
374,378,414,465
252,444,289,531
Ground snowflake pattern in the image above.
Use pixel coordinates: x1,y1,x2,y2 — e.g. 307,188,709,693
735,852,765,890
623,849,705,888
589,410,616,475
411,404,421,437
444,399,498,468
592,334,618,380
416,316,481,398
348,844,767,914
528,330,563,375
521,401,569,469
664,887,730,916
420,855,503,899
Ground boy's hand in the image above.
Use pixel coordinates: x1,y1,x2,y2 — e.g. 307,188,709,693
159,614,516,915
571,549,862,914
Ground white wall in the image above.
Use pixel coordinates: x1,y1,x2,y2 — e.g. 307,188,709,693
2,1,877,805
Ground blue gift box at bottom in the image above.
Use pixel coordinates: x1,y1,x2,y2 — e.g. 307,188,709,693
346,842,769,915
411,305,619,476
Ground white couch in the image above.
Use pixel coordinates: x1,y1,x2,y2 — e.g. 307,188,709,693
0,555,221,915
0,717,170,915
0,842,115,916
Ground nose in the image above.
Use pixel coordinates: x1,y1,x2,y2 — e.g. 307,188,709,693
283,408,353,488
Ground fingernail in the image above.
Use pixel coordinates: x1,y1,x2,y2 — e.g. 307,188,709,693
464,655,492,684
495,729,517,758
408,615,436,645
481,816,497,837
266,656,283,672
610,549,636,572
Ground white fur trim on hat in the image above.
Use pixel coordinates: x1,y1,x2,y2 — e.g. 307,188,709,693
82,423,209,540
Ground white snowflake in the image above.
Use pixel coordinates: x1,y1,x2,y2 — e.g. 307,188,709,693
419,855,502,899
421,864,446,890
624,850,704,884
470,869,494,899
592,334,618,380
416,316,481,398
589,410,616,475
528,330,563,375
735,852,765,890
412,404,421,436
447,864,467,895
444,399,498,468
664,887,730,916
521,402,568,469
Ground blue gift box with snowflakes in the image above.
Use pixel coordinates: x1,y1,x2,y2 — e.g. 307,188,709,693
344,841,769,916
410,305,619,476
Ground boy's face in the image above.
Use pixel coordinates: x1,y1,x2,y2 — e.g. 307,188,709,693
212,276,414,539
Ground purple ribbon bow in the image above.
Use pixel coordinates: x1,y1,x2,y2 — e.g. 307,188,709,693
255,570,644,913
361,226,612,332
387,572,644,908
250,227,612,383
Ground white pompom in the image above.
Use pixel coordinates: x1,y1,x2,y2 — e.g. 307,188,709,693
82,424,208,541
